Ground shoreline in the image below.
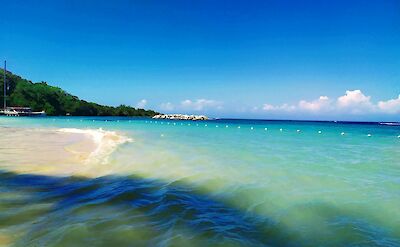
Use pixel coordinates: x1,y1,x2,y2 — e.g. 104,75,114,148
0,126,131,177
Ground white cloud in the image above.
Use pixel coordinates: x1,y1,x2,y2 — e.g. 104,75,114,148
136,99,147,108
158,99,223,113
298,96,331,112
262,97,328,113
251,106,260,112
336,90,374,113
260,90,400,116
262,96,332,113
262,104,275,111
378,95,400,114
180,99,222,111
157,91,400,117
160,102,174,111
262,103,296,112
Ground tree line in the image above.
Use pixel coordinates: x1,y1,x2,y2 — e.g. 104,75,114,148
0,69,158,116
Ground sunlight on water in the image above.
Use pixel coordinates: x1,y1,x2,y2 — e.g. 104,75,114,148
0,117,399,246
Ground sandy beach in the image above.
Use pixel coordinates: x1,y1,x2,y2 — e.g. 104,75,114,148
0,127,131,177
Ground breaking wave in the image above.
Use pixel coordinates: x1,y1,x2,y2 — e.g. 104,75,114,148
57,128,132,165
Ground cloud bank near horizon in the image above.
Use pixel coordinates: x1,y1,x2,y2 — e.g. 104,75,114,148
136,99,148,109
152,90,399,119
260,90,400,115
159,99,223,112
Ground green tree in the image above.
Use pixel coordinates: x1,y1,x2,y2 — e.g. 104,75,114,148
0,69,159,116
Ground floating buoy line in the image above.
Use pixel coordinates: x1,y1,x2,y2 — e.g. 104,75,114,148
47,118,400,138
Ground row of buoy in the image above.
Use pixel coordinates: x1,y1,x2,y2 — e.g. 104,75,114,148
143,121,399,138
50,119,400,138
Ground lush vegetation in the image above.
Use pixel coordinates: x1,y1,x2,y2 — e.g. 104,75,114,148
0,69,158,116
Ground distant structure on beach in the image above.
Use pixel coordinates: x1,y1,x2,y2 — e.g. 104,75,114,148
152,114,209,121
1,61,46,117
1,107,46,117
1,66,157,117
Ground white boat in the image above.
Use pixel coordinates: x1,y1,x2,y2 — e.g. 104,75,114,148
0,107,46,116
1,61,46,117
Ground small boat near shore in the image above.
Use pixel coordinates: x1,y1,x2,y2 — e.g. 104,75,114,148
0,107,46,117
1,61,46,117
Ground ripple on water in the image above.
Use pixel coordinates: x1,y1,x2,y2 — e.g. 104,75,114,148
0,171,295,247
2,170,399,246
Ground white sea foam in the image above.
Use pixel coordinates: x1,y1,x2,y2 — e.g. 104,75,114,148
57,128,132,165
379,122,400,126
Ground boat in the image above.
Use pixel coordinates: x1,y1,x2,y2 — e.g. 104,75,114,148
0,107,46,116
1,61,46,117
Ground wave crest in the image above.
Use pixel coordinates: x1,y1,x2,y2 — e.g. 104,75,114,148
57,128,132,165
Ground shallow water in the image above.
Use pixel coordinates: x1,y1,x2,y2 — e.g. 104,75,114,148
0,116,399,246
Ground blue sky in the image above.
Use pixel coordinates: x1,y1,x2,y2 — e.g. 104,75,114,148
2,0,400,120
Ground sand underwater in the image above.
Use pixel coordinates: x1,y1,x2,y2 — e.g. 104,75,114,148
0,116,399,246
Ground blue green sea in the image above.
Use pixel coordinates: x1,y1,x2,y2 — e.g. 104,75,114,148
0,116,399,246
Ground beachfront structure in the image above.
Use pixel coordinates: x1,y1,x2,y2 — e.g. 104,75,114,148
1,107,46,116
1,61,45,117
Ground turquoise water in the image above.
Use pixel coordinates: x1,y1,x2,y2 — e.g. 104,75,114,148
0,116,399,246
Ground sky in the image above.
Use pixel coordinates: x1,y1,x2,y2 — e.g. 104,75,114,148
1,0,400,121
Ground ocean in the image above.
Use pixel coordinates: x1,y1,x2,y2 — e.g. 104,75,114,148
0,116,399,246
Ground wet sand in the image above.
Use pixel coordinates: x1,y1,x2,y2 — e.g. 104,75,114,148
0,127,130,177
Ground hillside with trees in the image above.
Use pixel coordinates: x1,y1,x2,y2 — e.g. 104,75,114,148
0,69,158,116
